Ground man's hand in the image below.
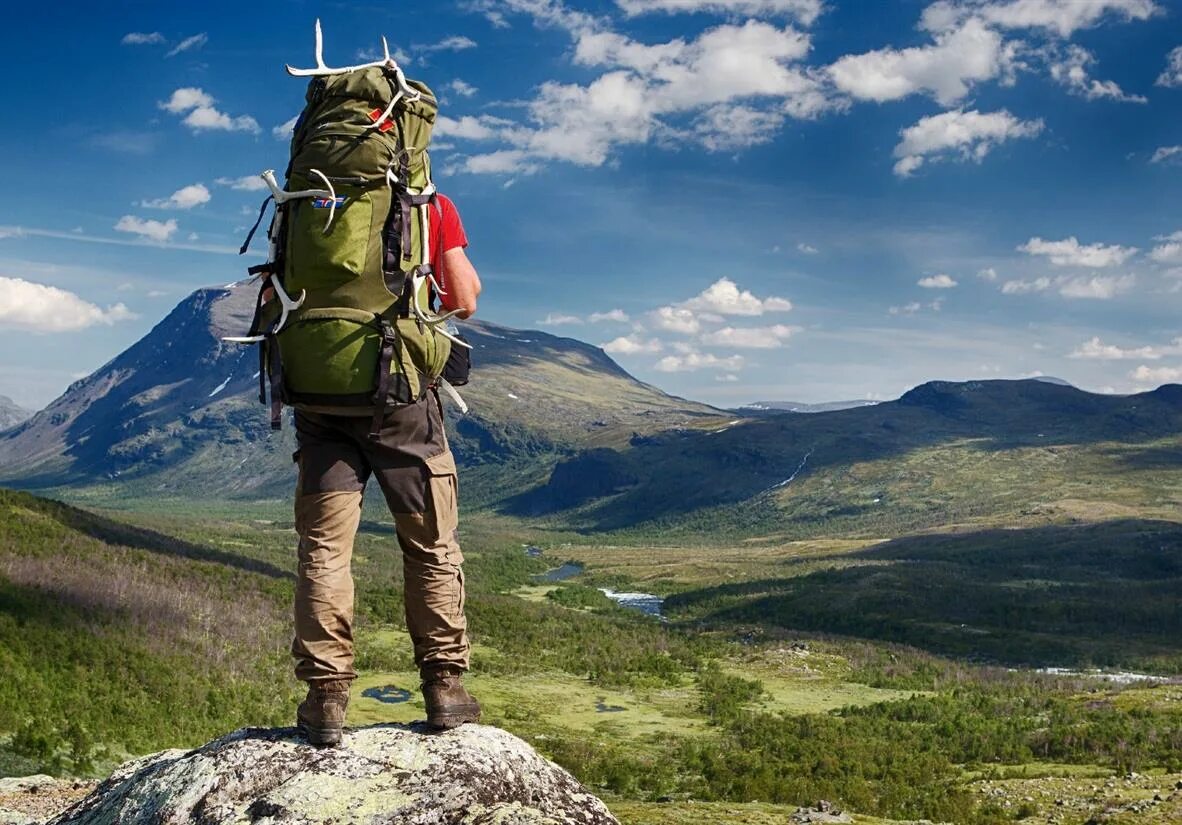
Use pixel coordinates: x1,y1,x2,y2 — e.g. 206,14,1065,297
442,247,482,319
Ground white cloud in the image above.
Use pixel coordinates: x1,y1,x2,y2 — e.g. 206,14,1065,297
1046,45,1146,102
215,175,268,192
1151,145,1182,164
616,0,824,25
917,273,958,288
1149,236,1182,265
1070,336,1182,360
921,0,1161,38
889,301,923,315
273,115,299,140
700,324,798,348
1001,277,1053,294
977,267,999,281
166,32,208,58
1157,45,1182,87
113,215,178,243
0,277,137,332
796,242,818,254
538,312,582,325
435,115,513,141
650,306,702,334
421,35,478,52
122,32,165,45
602,334,663,354
142,183,211,210
893,109,1043,178
830,19,1013,106
1130,364,1182,383
459,13,834,172
655,351,744,372
1057,274,1135,299
159,87,260,134
681,277,792,315
448,79,479,97
1018,236,1137,267
588,309,630,323
160,87,214,113
1000,273,1135,298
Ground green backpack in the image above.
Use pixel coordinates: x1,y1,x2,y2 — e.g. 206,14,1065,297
229,24,466,437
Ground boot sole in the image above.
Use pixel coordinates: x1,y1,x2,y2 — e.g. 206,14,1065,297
298,720,344,747
427,705,482,730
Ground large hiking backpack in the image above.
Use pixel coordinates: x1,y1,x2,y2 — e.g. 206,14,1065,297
229,23,467,437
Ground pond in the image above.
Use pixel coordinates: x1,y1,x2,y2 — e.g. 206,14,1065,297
532,562,585,583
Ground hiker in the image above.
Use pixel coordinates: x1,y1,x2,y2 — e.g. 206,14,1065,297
223,24,483,746
290,192,483,746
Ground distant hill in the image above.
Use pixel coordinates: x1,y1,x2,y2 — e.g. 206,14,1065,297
0,395,32,431
0,283,723,498
738,399,879,414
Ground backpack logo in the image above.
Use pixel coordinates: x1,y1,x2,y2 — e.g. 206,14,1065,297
312,196,346,209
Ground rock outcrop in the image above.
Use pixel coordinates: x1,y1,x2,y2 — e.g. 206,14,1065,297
50,724,619,825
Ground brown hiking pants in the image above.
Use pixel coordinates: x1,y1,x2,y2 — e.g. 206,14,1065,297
290,393,469,685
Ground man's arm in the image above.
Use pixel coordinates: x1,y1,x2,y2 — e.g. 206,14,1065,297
442,246,482,319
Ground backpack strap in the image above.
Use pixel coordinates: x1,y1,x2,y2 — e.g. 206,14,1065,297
369,319,398,439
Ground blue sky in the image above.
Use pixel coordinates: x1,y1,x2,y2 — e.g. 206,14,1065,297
0,0,1180,410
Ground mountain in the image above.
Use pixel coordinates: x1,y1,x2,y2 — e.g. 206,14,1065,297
0,395,32,431
738,399,879,414
0,283,723,498
513,378,1182,531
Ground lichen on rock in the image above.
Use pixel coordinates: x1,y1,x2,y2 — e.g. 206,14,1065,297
49,724,619,825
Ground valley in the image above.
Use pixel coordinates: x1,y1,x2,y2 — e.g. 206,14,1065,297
1,285,1181,824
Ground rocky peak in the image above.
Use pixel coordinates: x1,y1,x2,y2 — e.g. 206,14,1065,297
49,724,618,825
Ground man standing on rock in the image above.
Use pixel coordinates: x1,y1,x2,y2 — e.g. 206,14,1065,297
291,193,483,745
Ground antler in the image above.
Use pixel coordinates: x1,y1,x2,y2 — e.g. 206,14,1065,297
286,17,422,100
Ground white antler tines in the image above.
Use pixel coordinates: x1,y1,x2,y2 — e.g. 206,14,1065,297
286,17,424,106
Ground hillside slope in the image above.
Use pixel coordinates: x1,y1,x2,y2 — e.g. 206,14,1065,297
0,283,722,498
0,395,32,431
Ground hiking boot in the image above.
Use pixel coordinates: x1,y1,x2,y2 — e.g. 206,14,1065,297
297,679,351,746
421,670,481,730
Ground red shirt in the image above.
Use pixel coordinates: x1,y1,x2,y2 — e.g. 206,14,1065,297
429,194,468,312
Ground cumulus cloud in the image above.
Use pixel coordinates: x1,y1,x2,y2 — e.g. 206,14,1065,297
1149,232,1182,265
920,0,1161,38
889,298,944,314
166,33,208,58
830,19,1014,106
448,79,479,98
454,10,835,173
1001,277,1053,294
796,242,818,254
1130,364,1182,383
1057,274,1135,299
681,277,792,315
114,215,178,242
419,35,478,52
273,115,299,140
589,309,630,323
893,108,1043,177
0,277,137,332
1000,273,1134,298
122,32,165,45
159,87,260,134
602,334,663,354
1070,336,1182,360
142,183,211,210
1046,45,1146,102
650,306,702,334
699,324,798,348
538,312,583,325
655,351,745,372
1018,236,1138,267
615,0,824,25
917,273,958,288
1157,45,1182,87
214,175,268,192
977,267,999,281
1151,145,1182,165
